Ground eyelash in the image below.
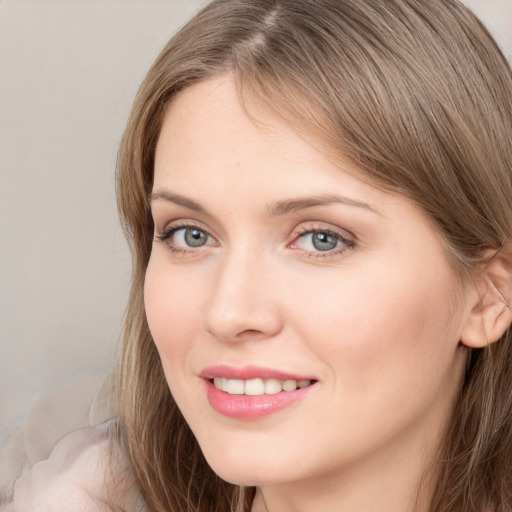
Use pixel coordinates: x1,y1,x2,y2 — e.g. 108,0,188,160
155,221,214,254
291,226,355,259
155,222,355,258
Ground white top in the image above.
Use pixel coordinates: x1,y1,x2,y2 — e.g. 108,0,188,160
2,421,147,512
0,372,148,511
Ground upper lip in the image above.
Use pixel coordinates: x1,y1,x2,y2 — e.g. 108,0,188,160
199,365,317,381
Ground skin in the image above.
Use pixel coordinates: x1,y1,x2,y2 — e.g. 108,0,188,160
145,74,475,512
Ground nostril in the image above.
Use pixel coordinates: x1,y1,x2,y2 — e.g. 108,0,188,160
235,329,263,338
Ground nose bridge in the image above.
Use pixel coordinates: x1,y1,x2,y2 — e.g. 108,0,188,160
204,244,282,342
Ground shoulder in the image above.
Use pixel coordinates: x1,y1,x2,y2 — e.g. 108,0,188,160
2,421,146,512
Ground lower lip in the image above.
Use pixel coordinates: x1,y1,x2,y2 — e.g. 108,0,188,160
204,380,316,419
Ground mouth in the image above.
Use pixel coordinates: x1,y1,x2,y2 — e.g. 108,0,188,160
210,377,314,396
200,366,318,419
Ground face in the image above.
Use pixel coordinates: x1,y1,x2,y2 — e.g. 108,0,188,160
145,75,470,492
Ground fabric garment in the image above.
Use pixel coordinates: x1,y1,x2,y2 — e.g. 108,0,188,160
1,371,113,499
0,372,147,511
1,420,147,512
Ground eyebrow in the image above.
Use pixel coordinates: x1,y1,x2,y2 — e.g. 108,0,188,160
150,190,380,217
267,194,381,217
151,191,208,214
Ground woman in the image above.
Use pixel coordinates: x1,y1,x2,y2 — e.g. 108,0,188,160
4,0,512,511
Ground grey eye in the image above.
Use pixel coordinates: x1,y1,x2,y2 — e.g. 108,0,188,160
183,228,208,247
157,225,215,252
294,230,343,253
311,232,339,251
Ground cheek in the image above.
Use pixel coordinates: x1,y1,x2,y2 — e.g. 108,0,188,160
281,265,464,457
144,260,211,424
144,260,204,366
287,255,461,393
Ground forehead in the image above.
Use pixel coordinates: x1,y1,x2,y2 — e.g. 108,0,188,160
158,75,309,165
155,75,376,201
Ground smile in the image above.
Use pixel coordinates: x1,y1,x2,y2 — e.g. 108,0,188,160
213,377,312,395
200,366,318,419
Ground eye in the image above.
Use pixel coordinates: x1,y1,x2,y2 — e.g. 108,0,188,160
156,224,216,252
174,227,209,248
290,227,354,256
300,231,339,251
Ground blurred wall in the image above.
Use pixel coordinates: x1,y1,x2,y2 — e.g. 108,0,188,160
462,0,512,63
0,0,206,430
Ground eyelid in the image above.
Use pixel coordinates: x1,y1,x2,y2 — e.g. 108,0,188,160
290,221,355,242
288,223,356,257
155,220,218,253
156,219,213,238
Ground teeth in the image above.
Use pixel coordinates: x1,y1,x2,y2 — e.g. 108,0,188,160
264,378,282,395
282,380,297,391
226,379,244,395
245,378,264,395
213,378,312,395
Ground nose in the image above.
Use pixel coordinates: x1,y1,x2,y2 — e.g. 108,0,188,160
203,249,283,343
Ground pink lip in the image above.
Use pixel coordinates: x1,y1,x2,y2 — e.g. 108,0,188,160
200,365,318,420
199,364,316,381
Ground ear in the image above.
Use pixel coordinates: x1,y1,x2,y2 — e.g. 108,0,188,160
460,248,512,348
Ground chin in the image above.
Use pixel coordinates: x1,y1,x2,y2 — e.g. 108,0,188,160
209,462,283,487
197,439,293,487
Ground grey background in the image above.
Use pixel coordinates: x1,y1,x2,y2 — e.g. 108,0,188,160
0,0,510,432
0,0,206,431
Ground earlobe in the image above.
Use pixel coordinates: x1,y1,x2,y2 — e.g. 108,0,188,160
460,248,512,349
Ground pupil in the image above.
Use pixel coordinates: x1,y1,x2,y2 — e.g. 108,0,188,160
312,232,337,251
185,228,206,247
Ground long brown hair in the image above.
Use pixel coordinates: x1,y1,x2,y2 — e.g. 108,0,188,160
116,1,512,510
